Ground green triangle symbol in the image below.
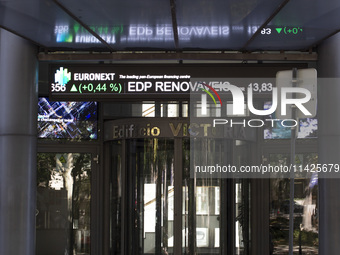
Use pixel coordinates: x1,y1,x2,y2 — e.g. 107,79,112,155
73,24,80,34
276,28,282,34
70,84,78,92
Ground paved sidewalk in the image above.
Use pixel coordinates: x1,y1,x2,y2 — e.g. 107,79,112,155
274,245,318,254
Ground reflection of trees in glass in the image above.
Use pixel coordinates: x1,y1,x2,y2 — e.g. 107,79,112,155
71,153,91,254
72,153,91,227
185,139,225,253
269,153,319,253
235,179,250,254
265,118,318,139
138,139,174,254
298,119,318,138
269,154,290,211
36,153,91,254
183,139,196,254
37,153,55,187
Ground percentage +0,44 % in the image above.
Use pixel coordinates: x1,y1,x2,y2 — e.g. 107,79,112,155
77,83,123,93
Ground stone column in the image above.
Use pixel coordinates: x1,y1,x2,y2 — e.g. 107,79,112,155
0,29,38,255
317,32,340,254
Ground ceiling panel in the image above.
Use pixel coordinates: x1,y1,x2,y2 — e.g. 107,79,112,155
0,0,339,52
175,0,284,49
56,0,176,50
0,0,112,50
247,0,340,50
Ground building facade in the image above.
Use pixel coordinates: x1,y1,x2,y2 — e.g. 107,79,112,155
1,27,340,255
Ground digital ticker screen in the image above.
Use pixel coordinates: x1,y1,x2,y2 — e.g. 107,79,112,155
49,65,192,100
49,64,303,101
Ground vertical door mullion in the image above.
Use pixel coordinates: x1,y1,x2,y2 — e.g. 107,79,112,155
174,138,183,255
103,143,110,255
188,139,197,255
220,179,228,255
120,139,128,254
156,139,162,254
228,178,235,255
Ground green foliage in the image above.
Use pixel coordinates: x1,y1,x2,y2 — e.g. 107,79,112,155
37,153,55,187
293,229,318,246
270,217,318,247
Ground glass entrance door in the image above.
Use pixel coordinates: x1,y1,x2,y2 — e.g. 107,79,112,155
108,122,252,255
110,138,175,255
182,138,225,255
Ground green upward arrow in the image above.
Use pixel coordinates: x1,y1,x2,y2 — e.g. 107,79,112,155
70,84,78,92
276,28,282,34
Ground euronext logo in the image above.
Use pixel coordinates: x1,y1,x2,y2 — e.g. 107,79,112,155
55,67,71,86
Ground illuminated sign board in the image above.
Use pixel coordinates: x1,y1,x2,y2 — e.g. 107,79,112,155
49,64,308,100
